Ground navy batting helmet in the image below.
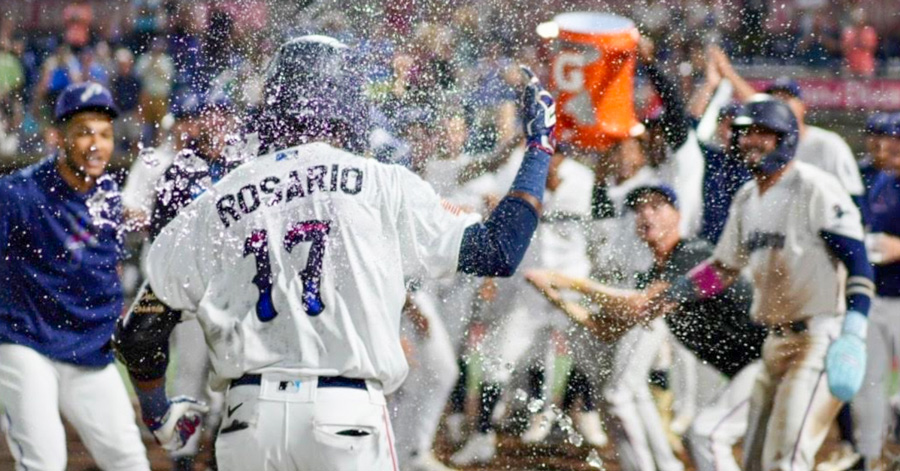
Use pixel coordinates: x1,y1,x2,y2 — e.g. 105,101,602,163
865,112,892,136
55,82,120,124
258,35,368,154
732,94,799,175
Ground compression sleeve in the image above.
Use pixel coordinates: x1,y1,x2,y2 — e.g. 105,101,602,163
820,230,875,316
457,195,539,277
510,145,551,202
644,63,690,150
456,145,549,276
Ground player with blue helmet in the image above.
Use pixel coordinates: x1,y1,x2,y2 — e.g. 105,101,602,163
0,82,151,470
653,94,874,471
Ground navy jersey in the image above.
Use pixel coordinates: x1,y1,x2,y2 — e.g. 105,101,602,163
699,143,752,244
867,171,900,297
0,157,124,366
858,157,880,226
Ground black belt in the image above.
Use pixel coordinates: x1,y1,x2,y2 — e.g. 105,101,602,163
230,374,367,391
771,320,808,337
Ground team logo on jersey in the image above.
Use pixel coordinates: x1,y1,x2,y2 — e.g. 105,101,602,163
833,205,845,219
63,212,98,263
744,231,786,253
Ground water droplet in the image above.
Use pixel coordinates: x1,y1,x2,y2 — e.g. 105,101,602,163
587,449,604,468
526,398,544,413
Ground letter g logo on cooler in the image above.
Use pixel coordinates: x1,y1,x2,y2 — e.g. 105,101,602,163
554,52,586,93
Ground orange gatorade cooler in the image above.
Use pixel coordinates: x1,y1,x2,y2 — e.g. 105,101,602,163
546,13,640,150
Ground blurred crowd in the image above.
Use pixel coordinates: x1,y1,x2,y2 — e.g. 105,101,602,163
1,0,899,163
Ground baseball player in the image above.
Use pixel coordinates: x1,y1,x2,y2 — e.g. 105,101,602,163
148,94,242,471
712,48,865,205
663,95,872,471
0,82,150,470
852,113,900,471
112,35,555,471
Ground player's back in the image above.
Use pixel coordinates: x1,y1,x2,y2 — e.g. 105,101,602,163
148,142,478,393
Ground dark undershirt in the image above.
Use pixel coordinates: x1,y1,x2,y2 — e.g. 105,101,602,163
636,238,767,378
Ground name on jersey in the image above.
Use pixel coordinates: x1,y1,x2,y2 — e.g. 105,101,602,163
216,164,364,227
743,231,786,253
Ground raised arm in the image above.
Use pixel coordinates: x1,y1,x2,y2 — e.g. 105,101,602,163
457,66,556,277
709,45,758,102
639,38,690,150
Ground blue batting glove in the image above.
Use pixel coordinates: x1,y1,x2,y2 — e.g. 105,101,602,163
826,310,868,402
520,66,556,155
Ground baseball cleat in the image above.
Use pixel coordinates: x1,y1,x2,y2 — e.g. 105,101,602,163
815,442,862,471
521,409,555,444
450,431,497,466
575,411,609,447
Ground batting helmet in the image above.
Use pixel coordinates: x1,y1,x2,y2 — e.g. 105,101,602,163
55,82,120,124
865,112,892,136
731,94,799,175
258,35,368,154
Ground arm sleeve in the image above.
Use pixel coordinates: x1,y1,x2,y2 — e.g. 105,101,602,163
457,196,539,277
820,231,874,316
644,63,690,151
396,168,482,280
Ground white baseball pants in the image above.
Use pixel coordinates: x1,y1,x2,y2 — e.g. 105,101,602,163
215,373,398,471
392,289,459,463
743,315,843,471
852,296,900,462
687,360,761,471
604,318,684,471
0,343,150,471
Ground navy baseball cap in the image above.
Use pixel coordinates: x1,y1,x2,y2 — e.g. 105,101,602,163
887,112,900,138
54,82,120,123
625,184,679,210
764,77,802,99
865,112,893,136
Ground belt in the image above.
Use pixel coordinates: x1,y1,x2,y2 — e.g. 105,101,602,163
230,374,367,391
771,320,808,337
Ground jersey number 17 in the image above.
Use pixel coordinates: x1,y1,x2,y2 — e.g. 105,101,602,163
243,220,331,321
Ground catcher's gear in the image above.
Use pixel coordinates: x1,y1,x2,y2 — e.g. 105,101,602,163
144,396,210,452
520,66,556,154
731,94,799,175
826,310,868,402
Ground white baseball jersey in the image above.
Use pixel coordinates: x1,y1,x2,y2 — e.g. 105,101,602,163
121,146,176,212
795,125,864,197
656,130,706,237
713,162,864,324
540,158,594,277
147,142,480,394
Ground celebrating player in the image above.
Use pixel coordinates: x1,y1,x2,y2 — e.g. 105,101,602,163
665,96,872,471
0,82,150,470
112,35,555,471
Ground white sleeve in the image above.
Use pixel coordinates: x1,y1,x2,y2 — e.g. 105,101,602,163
671,132,705,237
395,168,481,280
121,152,168,211
145,201,216,314
808,175,864,241
826,136,864,197
712,184,750,271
